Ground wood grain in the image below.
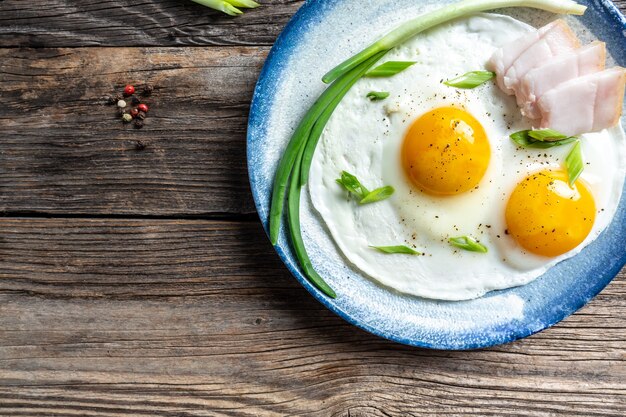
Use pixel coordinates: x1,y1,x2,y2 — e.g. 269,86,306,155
1,0,625,415
0,46,267,215
0,0,304,47
1,218,625,416
1,0,624,49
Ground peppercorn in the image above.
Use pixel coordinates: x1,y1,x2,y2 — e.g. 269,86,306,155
137,103,148,113
117,99,127,108
116,107,125,116
134,119,144,129
142,84,153,96
130,108,139,118
136,111,146,120
130,96,140,106
114,93,123,102
135,140,146,150
104,95,116,105
124,85,135,96
122,113,133,122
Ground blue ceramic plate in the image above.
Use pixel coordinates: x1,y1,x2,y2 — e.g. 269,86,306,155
247,0,626,349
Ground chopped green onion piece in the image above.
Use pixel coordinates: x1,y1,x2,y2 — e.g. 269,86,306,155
443,71,495,89
564,140,583,187
336,172,394,204
366,91,390,101
322,0,586,84
528,128,569,141
510,130,577,148
370,245,421,255
190,0,259,16
360,186,395,204
336,171,369,200
365,61,416,77
449,236,488,253
227,0,260,7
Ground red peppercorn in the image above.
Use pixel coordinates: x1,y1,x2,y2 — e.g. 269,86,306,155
137,103,149,113
124,85,135,96
130,108,139,118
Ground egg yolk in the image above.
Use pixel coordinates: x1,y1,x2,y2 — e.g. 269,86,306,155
402,107,490,195
505,170,595,257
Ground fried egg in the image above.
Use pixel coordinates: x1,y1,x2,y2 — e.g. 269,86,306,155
308,14,626,300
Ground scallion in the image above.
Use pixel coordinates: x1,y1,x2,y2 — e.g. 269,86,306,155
367,91,390,101
527,128,569,141
336,171,395,204
564,140,583,187
336,171,369,200
370,245,421,255
287,141,337,298
365,61,416,77
449,236,488,253
443,71,495,88
360,186,395,204
190,0,259,16
322,0,585,84
510,130,577,148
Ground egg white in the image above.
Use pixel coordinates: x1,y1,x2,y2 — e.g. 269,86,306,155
308,14,626,300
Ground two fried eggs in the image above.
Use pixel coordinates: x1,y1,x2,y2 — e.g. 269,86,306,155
308,14,626,300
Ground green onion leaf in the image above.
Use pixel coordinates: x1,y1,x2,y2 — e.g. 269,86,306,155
528,128,569,141
443,71,495,89
287,141,336,298
449,236,488,253
370,245,421,255
510,130,577,148
336,172,394,204
336,171,369,199
322,0,586,84
365,61,415,77
360,186,395,204
190,0,259,16
564,140,583,187
366,91,390,101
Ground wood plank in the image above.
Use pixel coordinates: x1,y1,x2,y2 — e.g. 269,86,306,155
0,218,625,416
0,46,267,216
1,0,624,49
0,0,303,47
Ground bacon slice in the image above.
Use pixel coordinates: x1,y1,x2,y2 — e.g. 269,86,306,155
487,20,578,96
518,42,606,119
537,68,626,136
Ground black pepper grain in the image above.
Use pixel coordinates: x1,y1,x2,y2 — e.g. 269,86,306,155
134,119,144,129
142,84,154,96
136,111,146,120
130,96,140,106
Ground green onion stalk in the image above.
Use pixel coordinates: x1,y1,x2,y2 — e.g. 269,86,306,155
270,0,586,297
190,0,259,16
323,0,585,83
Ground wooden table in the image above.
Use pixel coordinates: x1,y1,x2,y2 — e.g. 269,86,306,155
1,1,624,415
